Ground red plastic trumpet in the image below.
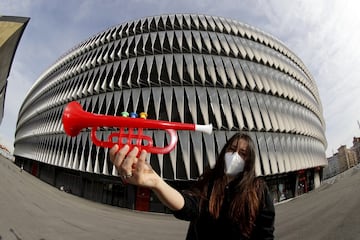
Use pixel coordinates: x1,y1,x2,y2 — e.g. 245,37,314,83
62,101,213,154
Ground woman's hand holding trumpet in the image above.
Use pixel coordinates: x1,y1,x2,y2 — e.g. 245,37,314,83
109,144,160,188
109,144,185,211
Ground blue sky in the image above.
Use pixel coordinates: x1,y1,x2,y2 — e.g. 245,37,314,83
1,0,360,157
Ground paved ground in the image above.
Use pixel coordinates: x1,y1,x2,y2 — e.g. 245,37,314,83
275,164,360,240
1,155,360,240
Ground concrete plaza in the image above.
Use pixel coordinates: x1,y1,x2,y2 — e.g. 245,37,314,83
1,155,359,240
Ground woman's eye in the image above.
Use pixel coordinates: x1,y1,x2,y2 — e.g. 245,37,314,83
238,151,245,157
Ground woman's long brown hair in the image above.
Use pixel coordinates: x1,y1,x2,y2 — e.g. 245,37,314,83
192,133,265,238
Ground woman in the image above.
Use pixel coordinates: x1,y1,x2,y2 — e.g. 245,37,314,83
109,133,275,239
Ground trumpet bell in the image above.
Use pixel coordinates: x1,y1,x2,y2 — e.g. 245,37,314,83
62,101,88,137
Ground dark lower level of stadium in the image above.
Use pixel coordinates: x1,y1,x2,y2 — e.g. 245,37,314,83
14,156,322,213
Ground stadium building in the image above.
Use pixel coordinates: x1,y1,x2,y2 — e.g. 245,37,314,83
14,14,327,212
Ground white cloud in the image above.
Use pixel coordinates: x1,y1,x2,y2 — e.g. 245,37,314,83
0,0,34,14
241,0,360,156
0,60,33,150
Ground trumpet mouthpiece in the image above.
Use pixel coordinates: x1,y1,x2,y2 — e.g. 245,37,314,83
195,124,213,135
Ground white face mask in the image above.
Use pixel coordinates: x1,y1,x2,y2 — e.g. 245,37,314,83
224,152,245,176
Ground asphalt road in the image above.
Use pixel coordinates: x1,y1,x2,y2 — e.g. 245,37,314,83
1,155,359,240
275,164,360,240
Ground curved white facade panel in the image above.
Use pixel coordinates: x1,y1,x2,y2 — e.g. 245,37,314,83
14,14,326,181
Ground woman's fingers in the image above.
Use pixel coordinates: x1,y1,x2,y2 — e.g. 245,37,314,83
120,146,139,176
109,145,151,184
136,150,148,172
112,144,130,170
139,149,147,161
109,144,119,163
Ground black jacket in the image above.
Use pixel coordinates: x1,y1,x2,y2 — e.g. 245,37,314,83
172,177,275,240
